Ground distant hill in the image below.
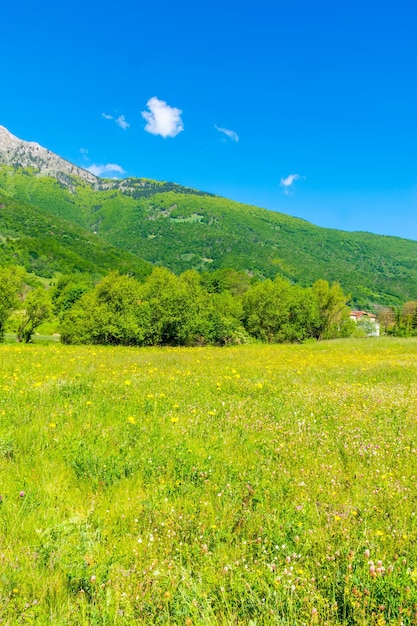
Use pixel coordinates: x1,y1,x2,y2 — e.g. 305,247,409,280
0,190,151,279
1,125,417,307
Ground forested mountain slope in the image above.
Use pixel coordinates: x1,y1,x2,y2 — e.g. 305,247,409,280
1,125,417,307
0,190,151,279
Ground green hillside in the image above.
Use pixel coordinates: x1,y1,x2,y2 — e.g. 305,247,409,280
1,163,417,306
0,189,151,279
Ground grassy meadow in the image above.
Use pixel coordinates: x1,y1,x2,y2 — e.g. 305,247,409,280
1,338,417,625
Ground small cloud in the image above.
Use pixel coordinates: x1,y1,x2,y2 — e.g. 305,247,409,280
115,115,129,130
80,148,89,161
214,124,239,143
102,112,130,130
280,173,304,195
86,163,125,177
141,96,184,138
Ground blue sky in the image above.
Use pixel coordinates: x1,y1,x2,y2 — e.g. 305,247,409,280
1,0,416,239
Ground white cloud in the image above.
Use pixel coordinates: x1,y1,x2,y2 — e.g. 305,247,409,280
280,173,304,195
214,124,239,143
115,115,129,130
141,97,184,138
86,163,125,177
102,112,130,130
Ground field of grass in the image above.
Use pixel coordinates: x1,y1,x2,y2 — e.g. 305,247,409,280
1,339,417,624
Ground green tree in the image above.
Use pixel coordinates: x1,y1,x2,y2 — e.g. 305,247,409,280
402,301,417,334
278,285,320,342
243,278,321,343
52,274,93,316
312,279,351,340
374,305,395,334
0,266,25,342
389,302,417,337
139,267,209,346
60,272,146,345
242,277,293,342
201,291,247,345
17,287,52,343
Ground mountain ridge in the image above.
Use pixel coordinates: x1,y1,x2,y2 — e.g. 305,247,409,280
1,124,417,308
0,125,98,185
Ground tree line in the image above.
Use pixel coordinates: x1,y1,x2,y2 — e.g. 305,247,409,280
1,265,360,345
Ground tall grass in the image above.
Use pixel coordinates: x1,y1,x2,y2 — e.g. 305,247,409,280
1,339,417,624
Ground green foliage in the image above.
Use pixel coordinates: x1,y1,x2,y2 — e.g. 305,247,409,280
389,300,417,337
242,277,322,343
16,287,53,343
60,268,251,347
243,277,294,342
137,268,208,346
0,265,25,341
312,279,351,339
51,273,94,316
59,269,353,346
201,268,254,295
60,272,145,345
0,188,152,279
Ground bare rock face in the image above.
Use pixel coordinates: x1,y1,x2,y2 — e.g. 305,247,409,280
0,125,98,185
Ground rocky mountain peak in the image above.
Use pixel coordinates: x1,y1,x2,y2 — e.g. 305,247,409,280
0,125,98,186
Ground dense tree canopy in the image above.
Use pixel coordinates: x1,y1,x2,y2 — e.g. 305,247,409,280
0,262,365,346
57,269,354,347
